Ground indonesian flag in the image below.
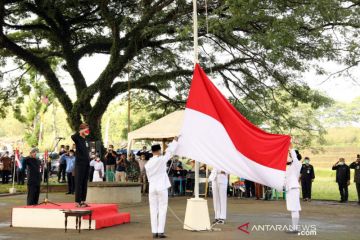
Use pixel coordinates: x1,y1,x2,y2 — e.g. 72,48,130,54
176,64,291,190
15,149,22,169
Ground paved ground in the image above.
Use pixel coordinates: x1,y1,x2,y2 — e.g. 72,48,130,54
0,193,359,240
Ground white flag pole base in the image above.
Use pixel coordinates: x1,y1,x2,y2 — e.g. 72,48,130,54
183,197,211,231
9,187,17,194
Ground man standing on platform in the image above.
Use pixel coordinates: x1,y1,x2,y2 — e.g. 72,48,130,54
23,148,41,205
145,137,178,239
209,168,228,224
71,123,91,207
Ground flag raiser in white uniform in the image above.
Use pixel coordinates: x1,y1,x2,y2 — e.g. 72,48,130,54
145,140,178,235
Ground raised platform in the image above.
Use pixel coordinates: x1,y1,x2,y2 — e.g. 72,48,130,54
12,203,130,230
87,182,141,204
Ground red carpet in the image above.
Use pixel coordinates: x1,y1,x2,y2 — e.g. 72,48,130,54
14,203,130,229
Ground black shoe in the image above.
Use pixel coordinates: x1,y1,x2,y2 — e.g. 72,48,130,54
212,219,219,224
158,233,167,238
152,233,158,238
217,219,225,224
65,192,71,195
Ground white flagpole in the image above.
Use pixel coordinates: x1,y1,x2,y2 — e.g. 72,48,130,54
193,0,199,64
193,0,200,200
183,0,211,231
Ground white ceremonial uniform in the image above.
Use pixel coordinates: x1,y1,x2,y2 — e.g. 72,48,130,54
285,149,302,211
145,140,178,234
285,149,302,231
92,161,104,182
209,169,228,220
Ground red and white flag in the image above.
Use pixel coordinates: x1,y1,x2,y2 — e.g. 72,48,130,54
15,149,22,169
176,64,291,190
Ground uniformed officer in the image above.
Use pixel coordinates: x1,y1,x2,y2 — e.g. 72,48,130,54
285,146,302,233
349,156,360,204
332,158,350,203
300,157,315,201
209,168,228,224
145,137,178,239
71,123,91,208
23,148,41,205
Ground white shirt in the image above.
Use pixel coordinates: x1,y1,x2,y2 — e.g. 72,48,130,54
137,159,147,173
90,159,96,167
93,161,104,173
285,149,302,190
209,169,228,185
145,141,178,193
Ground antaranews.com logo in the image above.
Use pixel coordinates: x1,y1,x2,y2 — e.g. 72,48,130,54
238,222,317,236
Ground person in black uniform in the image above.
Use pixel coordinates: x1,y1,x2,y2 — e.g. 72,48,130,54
300,157,315,201
71,123,91,207
245,179,255,198
332,158,350,203
23,148,41,205
89,152,96,182
349,155,360,204
136,146,153,160
58,145,67,183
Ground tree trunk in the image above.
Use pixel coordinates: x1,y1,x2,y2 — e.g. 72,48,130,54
86,114,103,143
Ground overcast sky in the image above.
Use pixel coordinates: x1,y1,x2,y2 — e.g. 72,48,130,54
78,54,360,103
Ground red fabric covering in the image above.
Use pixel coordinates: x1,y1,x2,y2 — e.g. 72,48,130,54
14,203,130,229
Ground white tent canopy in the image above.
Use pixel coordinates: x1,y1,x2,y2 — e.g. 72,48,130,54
127,110,184,151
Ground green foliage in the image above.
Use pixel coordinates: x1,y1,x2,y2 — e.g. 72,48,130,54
318,97,360,127
11,69,55,147
1,0,360,145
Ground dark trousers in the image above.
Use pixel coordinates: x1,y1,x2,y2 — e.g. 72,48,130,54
356,182,360,203
255,183,263,199
17,170,25,185
58,163,66,182
245,180,255,197
89,166,94,182
338,182,348,201
43,169,49,183
27,184,40,205
301,179,312,199
2,170,10,184
67,172,75,193
75,165,89,203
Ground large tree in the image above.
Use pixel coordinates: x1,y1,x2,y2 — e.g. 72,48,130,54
1,0,360,144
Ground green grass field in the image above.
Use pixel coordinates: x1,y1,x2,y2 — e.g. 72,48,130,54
0,177,65,194
229,167,358,201
1,163,358,202
311,168,358,201
0,184,27,194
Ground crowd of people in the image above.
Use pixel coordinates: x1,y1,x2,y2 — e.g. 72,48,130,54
0,145,359,206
